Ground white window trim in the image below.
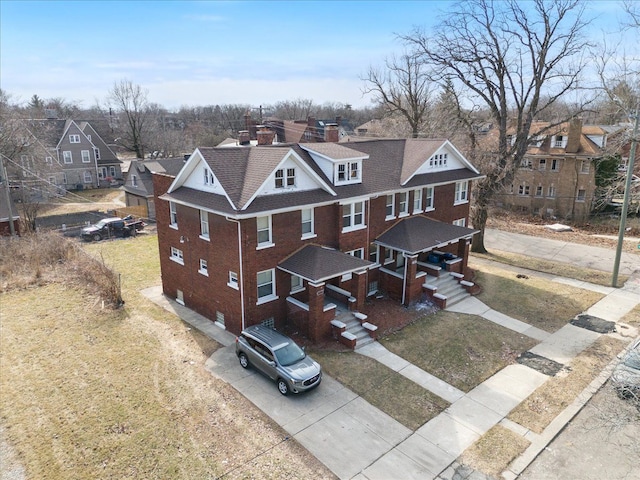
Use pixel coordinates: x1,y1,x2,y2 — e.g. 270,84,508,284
199,210,210,240
454,181,469,205
369,244,380,265
398,191,409,217
290,275,304,294
256,215,274,250
63,151,73,164
301,208,316,239
334,160,362,185
170,247,184,265
228,271,239,290
347,248,364,259
256,269,278,305
169,202,178,229
453,218,466,227
69,134,80,143
342,201,366,233
81,150,91,163
198,259,209,276
83,171,92,183
386,194,396,220
413,188,423,214
425,187,435,211
384,248,394,265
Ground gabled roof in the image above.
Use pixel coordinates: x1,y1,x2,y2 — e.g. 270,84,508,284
160,139,483,217
375,216,479,255
278,245,373,283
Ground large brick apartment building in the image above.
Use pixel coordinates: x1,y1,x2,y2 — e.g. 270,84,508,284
153,132,483,344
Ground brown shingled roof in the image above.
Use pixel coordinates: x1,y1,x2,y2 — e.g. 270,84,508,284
278,245,373,283
375,216,478,254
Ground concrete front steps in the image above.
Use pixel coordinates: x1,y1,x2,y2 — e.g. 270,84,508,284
424,272,472,307
335,311,376,349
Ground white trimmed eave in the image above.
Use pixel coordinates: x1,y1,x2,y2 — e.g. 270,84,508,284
401,140,481,186
240,148,337,211
55,120,77,150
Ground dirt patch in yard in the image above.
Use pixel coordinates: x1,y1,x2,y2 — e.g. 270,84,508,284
460,425,531,478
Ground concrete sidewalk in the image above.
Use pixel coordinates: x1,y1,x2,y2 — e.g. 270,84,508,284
484,228,640,276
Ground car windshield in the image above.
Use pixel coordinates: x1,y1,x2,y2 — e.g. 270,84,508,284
95,219,109,228
274,342,306,366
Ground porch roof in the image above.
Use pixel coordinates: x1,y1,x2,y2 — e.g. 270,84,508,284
278,245,374,283
375,216,479,255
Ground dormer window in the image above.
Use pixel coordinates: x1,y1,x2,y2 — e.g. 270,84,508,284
275,168,295,188
335,161,361,185
554,135,564,147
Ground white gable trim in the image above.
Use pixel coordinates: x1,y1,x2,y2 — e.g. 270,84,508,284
402,140,480,186
241,148,336,211
168,148,237,208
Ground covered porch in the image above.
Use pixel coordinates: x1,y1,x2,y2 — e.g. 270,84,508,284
278,245,373,343
374,216,479,306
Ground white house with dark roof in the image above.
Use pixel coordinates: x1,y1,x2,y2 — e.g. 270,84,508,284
154,136,483,347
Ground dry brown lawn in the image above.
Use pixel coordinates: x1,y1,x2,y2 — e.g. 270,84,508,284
508,335,628,434
0,234,334,479
471,261,605,332
460,425,531,478
39,189,125,216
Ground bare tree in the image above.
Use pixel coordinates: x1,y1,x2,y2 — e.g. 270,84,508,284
107,79,151,159
362,52,435,138
271,99,315,121
401,0,592,252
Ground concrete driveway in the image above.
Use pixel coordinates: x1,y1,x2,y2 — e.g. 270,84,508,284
205,346,412,480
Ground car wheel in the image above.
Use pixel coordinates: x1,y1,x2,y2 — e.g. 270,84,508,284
277,378,290,396
238,353,250,369
93,233,101,241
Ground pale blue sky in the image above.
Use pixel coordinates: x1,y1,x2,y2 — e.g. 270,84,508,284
0,0,631,110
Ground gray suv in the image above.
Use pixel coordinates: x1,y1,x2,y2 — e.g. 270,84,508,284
235,325,322,395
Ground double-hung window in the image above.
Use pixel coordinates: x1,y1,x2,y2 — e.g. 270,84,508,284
199,259,208,276
257,269,276,303
63,151,72,164
335,161,361,184
170,247,184,264
169,201,178,228
454,181,468,204
369,243,379,264
301,208,314,238
275,168,295,188
386,194,395,219
425,187,434,210
200,210,209,239
69,134,80,143
413,188,422,213
81,150,91,163
342,201,365,231
93,147,101,160
398,192,408,216
256,216,272,248
83,171,92,183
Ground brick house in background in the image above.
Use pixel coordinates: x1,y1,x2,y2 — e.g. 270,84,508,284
153,134,482,346
500,118,604,221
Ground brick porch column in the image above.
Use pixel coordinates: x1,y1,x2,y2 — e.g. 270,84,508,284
307,281,325,342
353,270,367,311
403,254,419,306
457,239,471,276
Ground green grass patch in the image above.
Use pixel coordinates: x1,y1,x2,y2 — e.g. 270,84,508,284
309,350,449,430
379,311,537,392
472,264,604,332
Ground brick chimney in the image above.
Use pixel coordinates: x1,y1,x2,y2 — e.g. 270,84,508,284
324,123,339,143
256,125,275,145
238,130,251,146
565,118,582,153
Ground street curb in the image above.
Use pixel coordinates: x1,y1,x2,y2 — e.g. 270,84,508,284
501,339,634,479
